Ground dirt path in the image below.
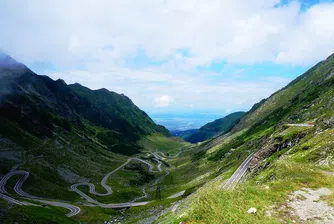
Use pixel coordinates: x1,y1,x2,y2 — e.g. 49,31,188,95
288,188,334,223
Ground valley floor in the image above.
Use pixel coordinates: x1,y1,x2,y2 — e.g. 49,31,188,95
0,132,221,224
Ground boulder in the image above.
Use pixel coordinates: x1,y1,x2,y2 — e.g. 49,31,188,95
247,207,257,214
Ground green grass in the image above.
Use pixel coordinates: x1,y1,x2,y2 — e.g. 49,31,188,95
139,134,190,153
160,159,334,224
0,200,76,224
158,124,334,224
0,199,123,224
124,198,180,223
77,166,155,203
185,112,246,143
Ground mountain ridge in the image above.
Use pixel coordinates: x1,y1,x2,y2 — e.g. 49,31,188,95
158,53,334,224
1,52,333,224
0,53,170,155
184,111,245,143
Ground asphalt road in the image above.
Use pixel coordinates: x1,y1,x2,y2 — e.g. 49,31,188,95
0,171,81,217
70,157,159,199
221,153,254,190
0,192,31,206
157,148,194,159
285,123,314,127
167,190,185,199
220,123,314,191
0,150,182,215
70,155,168,207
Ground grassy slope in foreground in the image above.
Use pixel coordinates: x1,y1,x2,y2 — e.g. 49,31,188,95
158,54,334,223
159,128,334,224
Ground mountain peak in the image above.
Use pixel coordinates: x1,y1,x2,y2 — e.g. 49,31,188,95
0,52,25,69
56,78,67,85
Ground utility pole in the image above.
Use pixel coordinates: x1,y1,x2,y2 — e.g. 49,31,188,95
156,186,161,200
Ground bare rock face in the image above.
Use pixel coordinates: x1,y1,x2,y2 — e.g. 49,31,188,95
249,134,306,172
324,116,334,127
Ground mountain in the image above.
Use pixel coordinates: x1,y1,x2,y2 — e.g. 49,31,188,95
158,54,334,223
0,54,189,224
0,53,170,156
232,54,334,133
184,112,245,143
1,52,333,224
171,129,198,138
200,53,334,153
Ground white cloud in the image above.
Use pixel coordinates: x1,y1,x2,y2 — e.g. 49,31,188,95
1,0,334,67
154,95,174,107
0,0,334,113
275,3,334,64
47,67,288,113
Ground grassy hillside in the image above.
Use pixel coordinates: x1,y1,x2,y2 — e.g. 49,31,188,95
0,54,170,156
232,53,334,133
0,54,186,223
185,112,245,143
157,54,334,223
1,52,333,224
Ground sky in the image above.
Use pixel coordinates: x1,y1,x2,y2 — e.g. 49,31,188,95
1,0,334,129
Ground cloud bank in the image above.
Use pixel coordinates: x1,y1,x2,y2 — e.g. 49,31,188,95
1,0,334,113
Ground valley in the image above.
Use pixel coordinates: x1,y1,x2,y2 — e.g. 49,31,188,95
0,150,188,213
0,52,333,224
2,0,334,223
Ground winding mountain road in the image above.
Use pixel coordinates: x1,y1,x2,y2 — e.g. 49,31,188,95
70,156,166,207
221,153,254,190
0,171,81,217
156,148,194,159
0,149,186,216
0,192,31,206
70,157,159,199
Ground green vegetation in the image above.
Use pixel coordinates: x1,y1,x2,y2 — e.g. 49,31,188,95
0,199,122,224
160,128,334,224
0,200,75,224
156,54,334,223
185,112,245,143
1,53,334,223
0,55,170,156
171,129,198,139
139,134,189,153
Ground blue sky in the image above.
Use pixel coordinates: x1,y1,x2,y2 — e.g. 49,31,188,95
1,0,334,129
